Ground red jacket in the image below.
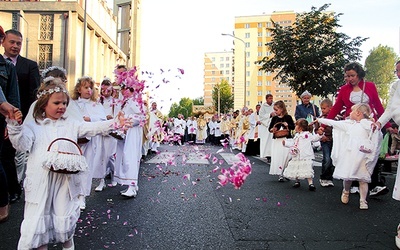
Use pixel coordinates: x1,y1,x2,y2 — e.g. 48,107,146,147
327,80,389,127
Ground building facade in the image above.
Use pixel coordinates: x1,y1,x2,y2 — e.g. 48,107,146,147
203,51,233,110
0,0,140,90
230,11,298,115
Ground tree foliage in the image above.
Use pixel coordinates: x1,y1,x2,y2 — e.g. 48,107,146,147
168,97,193,118
212,79,234,114
192,97,204,105
257,4,368,97
364,45,399,106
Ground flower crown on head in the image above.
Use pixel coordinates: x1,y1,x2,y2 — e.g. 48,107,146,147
41,66,67,79
37,79,68,99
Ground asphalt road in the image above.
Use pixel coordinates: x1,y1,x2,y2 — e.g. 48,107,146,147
1,143,399,250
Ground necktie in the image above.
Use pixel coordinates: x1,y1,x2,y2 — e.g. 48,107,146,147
6,58,14,66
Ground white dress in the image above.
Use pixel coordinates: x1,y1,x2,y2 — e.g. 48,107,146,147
283,131,320,180
377,79,400,200
259,102,274,157
7,117,114,250
114,99,144,187
101,96,118,175
72,98,108,195
318,118,381,183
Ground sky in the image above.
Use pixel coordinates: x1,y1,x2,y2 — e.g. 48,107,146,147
116,0,400,113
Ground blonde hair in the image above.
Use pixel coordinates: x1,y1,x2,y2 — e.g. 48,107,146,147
351,103,372,120
71,76,97,101
273,100,288,116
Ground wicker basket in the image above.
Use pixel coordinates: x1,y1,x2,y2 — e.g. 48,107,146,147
273,122,290,138
43,138,88,174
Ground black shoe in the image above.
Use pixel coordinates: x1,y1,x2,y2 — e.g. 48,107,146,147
293,182,300,188
278,176,284,182
369,186,389,196
309,184,316,191
9,193,20,203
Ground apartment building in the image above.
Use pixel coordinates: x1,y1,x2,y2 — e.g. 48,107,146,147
229,11,298,115
203,51,234,109
0,0,140,90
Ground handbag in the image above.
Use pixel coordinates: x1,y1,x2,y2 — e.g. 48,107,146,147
273,122,289,138
43,138,88,174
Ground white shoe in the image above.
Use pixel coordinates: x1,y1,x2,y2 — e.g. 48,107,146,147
395,223,400,249
95,179,106,192
79,196,86,210
111,181,118,187
359,200,368,210
350,186,359,194
121,186,137,198
62,237,74,250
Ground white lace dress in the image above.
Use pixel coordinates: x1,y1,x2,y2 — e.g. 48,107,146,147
7,117,113,249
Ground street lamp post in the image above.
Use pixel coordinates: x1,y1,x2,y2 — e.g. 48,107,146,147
221,33,246,107
17,14,29,58
217,84,221,116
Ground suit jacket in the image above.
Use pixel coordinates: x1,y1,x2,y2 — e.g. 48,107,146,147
15,56,40,119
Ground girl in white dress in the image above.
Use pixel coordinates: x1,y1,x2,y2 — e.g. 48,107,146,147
283,119,320,191
99,79,118,187
7,79,126,250
70,76,108,208
114,86,145,198
268,101,295,181
318,103,380,210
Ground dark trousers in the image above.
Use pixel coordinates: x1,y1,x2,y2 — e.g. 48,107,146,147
0,126,8,207
320,141,334,181
1,138,21,197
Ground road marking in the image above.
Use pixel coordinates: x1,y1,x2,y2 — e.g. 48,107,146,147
219,153,241,165
185,152,210,164
145,152,175,164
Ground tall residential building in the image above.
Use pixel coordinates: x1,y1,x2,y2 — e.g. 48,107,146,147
203,51,233,110
0,0,141,91
229,11,298,115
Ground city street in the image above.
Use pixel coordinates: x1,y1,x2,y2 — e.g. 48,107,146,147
1,143,399,250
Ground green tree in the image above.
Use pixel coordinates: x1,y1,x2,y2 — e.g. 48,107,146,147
212,79,234,114
192,97,204,105
168,97,193,118
364,45,399,106
257,4,368,97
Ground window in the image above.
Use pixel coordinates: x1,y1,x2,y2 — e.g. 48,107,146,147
246,61,250,67
257,91,262,96
12,13,19,30
246,71,250,77
226,57,230,61
265,51,271,56
257,71,263,76
245,23,250,29
266,81,271,86
266,32,271,37
220,64,224,68
258,32,262,37
40,14,54,40
258,42,263,47
225,63,230,68
212,64,215,68
38,44,53,70
266,22,272,28
211,57,215,62
258,52,263,57
246,52,250,57
245,42,250,48
257,23,263,28
257,81,262,86
211,71,215,75
266,71,271,76
225,70,230,75
245,33,250,38
220,57,224,61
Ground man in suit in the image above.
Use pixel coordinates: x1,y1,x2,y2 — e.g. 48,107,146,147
2,29,39,203
0,25,20,221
